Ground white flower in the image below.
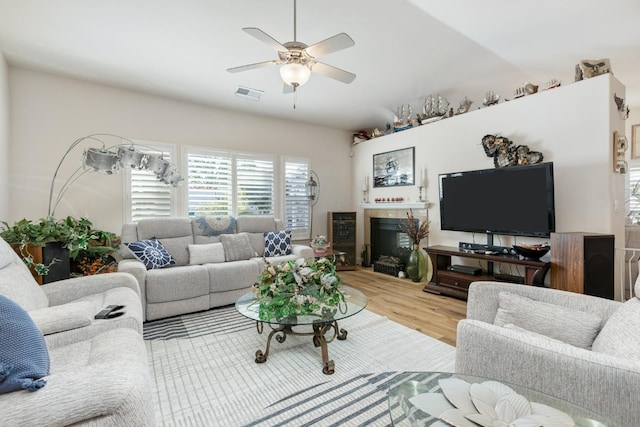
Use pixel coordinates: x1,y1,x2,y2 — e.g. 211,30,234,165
321,273,337,288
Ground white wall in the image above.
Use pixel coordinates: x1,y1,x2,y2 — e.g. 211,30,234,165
0,54,9,221
7,67,353,236
352,74,626,263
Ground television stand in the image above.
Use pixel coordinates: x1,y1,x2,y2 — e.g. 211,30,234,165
424,245,550,300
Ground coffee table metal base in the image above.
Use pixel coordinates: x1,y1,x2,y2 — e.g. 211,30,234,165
254,320,348,375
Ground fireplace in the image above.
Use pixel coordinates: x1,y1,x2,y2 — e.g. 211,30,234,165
370,217,417,273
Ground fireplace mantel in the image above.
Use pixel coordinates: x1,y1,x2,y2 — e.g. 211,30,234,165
359,202,430,210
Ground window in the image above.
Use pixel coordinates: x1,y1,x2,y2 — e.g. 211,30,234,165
186,150,274,217
124,142,177,222
283,158,311,240
628,164,640,223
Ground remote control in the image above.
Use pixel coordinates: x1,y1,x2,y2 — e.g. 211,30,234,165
94,305,125,319
106,311,124,319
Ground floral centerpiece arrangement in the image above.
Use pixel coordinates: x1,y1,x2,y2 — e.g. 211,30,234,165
253,257,345,321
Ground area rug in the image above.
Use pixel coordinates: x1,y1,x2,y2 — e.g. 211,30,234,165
144,306,455,426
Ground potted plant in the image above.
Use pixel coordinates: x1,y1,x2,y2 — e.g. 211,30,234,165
0,216,120,283
399,210,430,282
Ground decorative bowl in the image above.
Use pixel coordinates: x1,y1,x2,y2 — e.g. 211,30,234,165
512,244,550,260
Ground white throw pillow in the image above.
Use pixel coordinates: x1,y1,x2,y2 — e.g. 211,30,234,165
188,243,226,265
494,292,603,349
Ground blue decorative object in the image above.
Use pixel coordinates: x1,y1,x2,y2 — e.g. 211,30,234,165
264,230,292,257
0,295,50,394
125,238,176,270
196,216,237,236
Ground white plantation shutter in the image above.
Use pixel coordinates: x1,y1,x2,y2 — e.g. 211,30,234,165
284,158,311,239
237,156,274,215
187,152,233,216
126,144,177,222
628,165,640,223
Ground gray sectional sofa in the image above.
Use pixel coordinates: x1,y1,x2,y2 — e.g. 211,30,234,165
118,215,313,321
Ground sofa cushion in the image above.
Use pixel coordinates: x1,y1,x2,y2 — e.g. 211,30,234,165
264,230,292,257
220,233,255,261
146,265,210,303
194,216,236,236
188,243,225,265
494,292,602,349
206,260,261,293
592,298,640,361
137,218,192,240
194,235,221,245
236,215,277,233
247,232,266,257
125,238,176,270
0,295,49,394
158,235,194,266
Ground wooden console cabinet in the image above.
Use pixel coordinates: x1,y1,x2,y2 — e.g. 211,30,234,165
327,212,357,271
424,245,550,300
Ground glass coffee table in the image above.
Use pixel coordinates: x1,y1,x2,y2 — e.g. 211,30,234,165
235,285,367,375
388,372,612,426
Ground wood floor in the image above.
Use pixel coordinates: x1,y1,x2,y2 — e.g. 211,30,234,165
339,268,467,346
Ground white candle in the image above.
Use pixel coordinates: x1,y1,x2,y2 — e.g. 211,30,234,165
419,168,423,185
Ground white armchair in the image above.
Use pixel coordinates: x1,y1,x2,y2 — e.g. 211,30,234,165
456,281,640,427
0,237,143,348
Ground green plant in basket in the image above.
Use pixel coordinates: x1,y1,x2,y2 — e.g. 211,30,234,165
253,257,345,321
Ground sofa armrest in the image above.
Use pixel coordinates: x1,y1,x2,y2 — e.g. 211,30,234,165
28,301,95,335
456,319,640,426
291,244,313,259
466,281,621,324
42,272,140,306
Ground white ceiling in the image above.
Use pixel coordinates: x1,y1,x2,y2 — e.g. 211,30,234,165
0,0,638,132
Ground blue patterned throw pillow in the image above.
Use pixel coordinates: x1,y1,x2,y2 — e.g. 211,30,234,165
125,238,176,270
0,295,50,394
196,216,237,236
264,230,292,257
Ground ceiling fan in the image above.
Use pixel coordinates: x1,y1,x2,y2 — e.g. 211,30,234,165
227,0,356,97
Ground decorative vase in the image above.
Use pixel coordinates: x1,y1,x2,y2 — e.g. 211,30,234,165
406,244,426,282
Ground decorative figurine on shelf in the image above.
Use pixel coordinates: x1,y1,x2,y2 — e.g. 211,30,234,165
546,79,561,89
577,58,612,80
482,91,500,107
455,97,473,115
393,105,414,131
417,94,449,124
614,93,630,120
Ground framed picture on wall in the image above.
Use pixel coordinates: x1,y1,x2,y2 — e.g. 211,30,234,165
373,147,414,188
633,124,640,159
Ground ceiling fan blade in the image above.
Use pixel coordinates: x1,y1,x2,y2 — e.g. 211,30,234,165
310,62,356,84
227,60,280,73
305,33,355,58
242,27,288,52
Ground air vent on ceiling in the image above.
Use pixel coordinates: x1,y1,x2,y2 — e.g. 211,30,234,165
235,86,264,101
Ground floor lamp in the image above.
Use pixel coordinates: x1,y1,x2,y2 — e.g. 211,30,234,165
48,133,183,217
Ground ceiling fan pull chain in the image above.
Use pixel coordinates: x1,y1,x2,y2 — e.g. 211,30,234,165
293,85,298,109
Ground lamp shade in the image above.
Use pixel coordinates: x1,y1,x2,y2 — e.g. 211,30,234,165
280,63,311,87
82,148,120,174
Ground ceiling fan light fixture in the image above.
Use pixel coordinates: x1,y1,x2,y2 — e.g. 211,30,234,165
280,62,311,87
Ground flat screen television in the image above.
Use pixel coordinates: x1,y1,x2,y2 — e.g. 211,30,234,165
438,162,555,238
